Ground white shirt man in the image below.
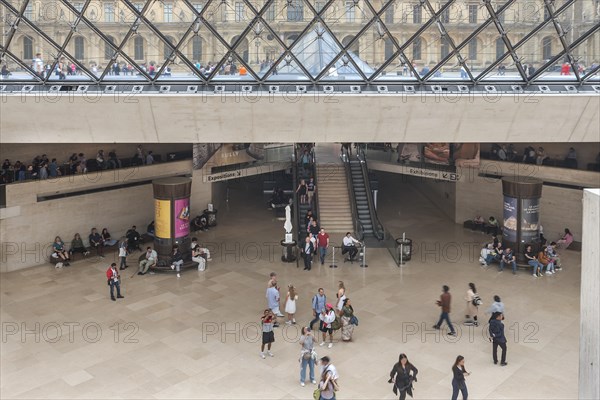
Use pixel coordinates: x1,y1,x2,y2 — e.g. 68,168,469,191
342,232,360,260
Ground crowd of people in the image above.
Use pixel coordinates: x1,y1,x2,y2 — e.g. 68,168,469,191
1,145,157,184
51,227,119,267
488,144,600,170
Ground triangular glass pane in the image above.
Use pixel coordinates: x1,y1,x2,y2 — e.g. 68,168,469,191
249,28,288,79
320,0,374,47
395,20,445,80
583,67,600,83
533,29,600,82
351,19,398,79
371,52,419,82
257,0,311,44
264,51,311,81
154,29,203,82
290,21,345,78
118,18,174,79
498,0,550,37
0,51,39,81
512,23,569,81
478,51,525,82
4,1,28,16
57,18,117,80
37,1,80,50
466,23,514,81
203,0,257,44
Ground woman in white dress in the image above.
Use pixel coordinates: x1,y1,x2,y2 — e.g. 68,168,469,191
336,281,346,311
285,284,298,325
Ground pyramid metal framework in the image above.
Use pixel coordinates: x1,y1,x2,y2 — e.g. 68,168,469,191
0,0,598,85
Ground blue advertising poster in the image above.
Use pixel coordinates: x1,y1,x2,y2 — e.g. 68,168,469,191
503,196,518,243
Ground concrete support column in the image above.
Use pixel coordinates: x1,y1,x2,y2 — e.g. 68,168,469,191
579,189,600,399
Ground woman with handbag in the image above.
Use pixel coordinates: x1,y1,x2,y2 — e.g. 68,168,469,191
464,283,480,326
389,353,418,400
299,327,316,387
340,298,355,342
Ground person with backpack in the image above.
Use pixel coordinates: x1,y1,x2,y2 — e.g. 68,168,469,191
317,356,339,400
309,288,327,330
464,283,481,326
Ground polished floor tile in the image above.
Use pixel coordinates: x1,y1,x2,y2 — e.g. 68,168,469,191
1,174,581,399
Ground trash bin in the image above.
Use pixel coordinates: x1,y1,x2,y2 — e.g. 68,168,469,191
203,209,218,227
395,238,412,264
280,239,297,263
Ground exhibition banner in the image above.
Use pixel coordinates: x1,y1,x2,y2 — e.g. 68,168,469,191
155,199,171,239
174,198,190,238
503,196,518,243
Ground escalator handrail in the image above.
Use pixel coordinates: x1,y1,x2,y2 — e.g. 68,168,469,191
341,147,365,241
357,148,385,240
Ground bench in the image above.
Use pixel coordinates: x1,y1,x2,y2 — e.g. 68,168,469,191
566,241,582,251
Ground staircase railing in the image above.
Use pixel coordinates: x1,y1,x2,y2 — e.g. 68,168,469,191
341,146,364,241
357,146,385,240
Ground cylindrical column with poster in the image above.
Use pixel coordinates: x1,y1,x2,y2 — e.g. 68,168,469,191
153,177,192,265
501,177,543,263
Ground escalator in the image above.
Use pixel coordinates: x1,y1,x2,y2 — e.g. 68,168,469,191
345,149,384,241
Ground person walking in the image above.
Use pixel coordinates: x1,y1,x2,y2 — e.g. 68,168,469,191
464,283,481,326
319,304,336,349
318,356,339,400
260,309,275,359
317,228,330,266
434,285,456,336
285,284,298,325
299,327,316,387
106,263,124,301
489,312,508,366
309,288,326,330
302,236,314,270
340,298,355,342
389,353,418,400
451,355,470,400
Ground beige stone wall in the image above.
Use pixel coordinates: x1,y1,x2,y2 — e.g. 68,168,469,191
0,160,220,272
455,172,585,241
0,143,191,166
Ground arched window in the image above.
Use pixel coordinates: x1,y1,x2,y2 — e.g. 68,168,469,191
105,35,116,59
74,37,85,60
495,37,505,60
542,37,552,60
134,36,144,60
192,36,203,61
384,38,394,60
440,37,450,59
164,36,175,58
412,37,422,60
23,36,33,60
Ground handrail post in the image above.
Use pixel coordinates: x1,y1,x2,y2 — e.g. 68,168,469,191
329,245,337,269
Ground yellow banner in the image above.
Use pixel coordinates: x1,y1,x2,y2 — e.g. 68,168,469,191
155,199,171,239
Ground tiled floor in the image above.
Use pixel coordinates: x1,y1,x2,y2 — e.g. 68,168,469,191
1,169,581,399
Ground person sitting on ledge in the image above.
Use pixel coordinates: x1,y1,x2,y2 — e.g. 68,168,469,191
486,216,500,236
556,228,574,249
191,237,211,261
101,228,118,246
70,233,89,257
170,245,184,278
192,245,206,271
147,221,155,237
138,246,158,275
89,228,105,257
126,225,142,252
52,236,71,266
191,214,209,231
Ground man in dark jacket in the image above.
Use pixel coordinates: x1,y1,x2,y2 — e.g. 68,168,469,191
489,312,507,366
302,236,314,271
433,285,456,336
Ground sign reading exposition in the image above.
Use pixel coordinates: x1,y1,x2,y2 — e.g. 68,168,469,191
155,199,171,239
503,196,518,243
174,198,190,238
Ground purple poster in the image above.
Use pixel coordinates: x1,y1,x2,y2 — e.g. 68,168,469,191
174,198,190,238
503,196,517,243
